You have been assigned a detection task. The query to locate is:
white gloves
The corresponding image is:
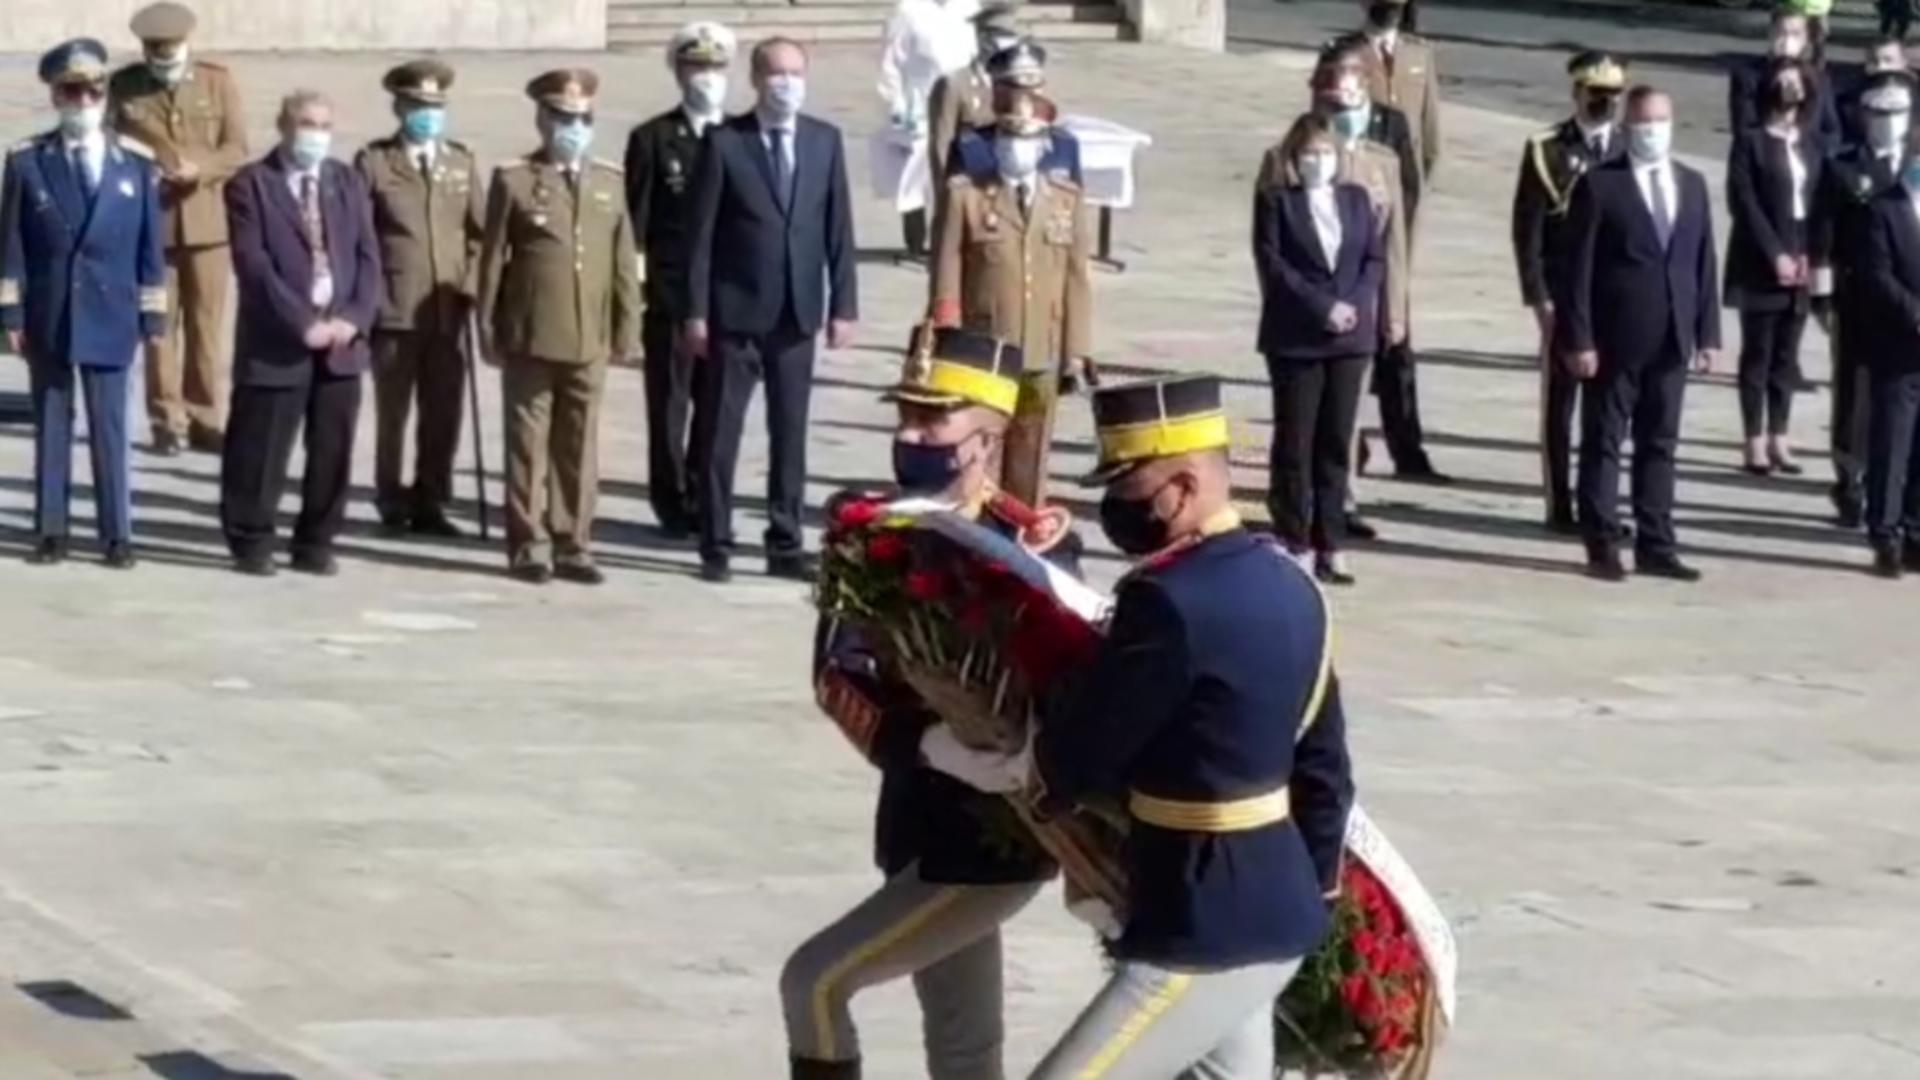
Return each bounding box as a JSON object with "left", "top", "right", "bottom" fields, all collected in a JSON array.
[{"left": 920, "top": 725, "right": 1028, "bottom": 794}]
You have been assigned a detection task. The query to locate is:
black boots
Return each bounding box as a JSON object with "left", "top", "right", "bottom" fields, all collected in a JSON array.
[{"left": 791, "top": 1056, "right": 860, "bottom": 1080}]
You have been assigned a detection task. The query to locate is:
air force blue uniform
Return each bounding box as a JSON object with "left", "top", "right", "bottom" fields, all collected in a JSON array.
[
  {"left": 0, "top": 132, "right": 167, "bottom": 545},
  {"left": 1036, "top": 526, "right": 1354, "bottom": 968}
]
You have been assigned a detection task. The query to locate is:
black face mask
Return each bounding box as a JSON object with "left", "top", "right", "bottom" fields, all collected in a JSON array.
[
  {"left": 1100, "top": 488, "right": 1172, "bottom": 556},
  {"left": 1580, "top": 95, "right": 1618, "bottom": 125},
  {"left": 1367, "top": 2, "right": 1403, "bottom": 31},
  {"left": 893, "top": 439, "right": 965, "bottom": 493}
]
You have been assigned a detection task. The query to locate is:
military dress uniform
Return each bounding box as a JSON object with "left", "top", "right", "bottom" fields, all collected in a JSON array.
[
  {"left": 927, "top": 3, "right": 1016, "bottom": 185},
  {"left": 1512, "top": 54, "right": 1629, "bottom": 531},
  {"left": 478, "top": 70, "right": 642, "bottom": 578},
  {"left": 357, "top": 60, "right": 484, "bottom": 534},
  {"left": 1, "top": 39, "right": 167, "bottom": 567},
  {"left": 1361, "top": 0, "right": 1442, "bottom": 193},
  {"left": 1023, "top": 376, "right": 1354, "bottom": 1080},
  {"left": 787, "top": 328, "right": 1076, "bottom": 1080},
  {"left": 623, "top": 24, "right": 734, "bottom": 536},
  {"left": 109, "top": 1, "right": 248, "bottom": 452},
  {"left": 929, "top": 89, "right": 1092, "bottom": 506}
]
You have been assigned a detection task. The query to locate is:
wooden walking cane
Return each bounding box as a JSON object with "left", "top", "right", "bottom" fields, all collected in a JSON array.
[{"left": 464, "top": 311, "right": 492, "bottom": 541}]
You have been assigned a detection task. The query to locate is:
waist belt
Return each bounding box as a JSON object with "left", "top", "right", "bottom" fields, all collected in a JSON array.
[{"left": 1128, "top": 788, "right": 1290, "bottom": 833}]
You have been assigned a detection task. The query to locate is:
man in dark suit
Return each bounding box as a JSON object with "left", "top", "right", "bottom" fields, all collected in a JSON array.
[
  {"left": 1512, "top": 50, "right": 1628, "bottom": 534},
  {"left": 0, "top": 38, "right": 166, "bottom": 570},
  {"left": 219, "top": 90, "right": 383, "bottom": 577},
  {"left": 685, "top": 36, "right": 859, "bottom": 583},
  {"left": 1730, "top": 11, "right": 1842, "bottom": 153},
  {"left": 1860, "top": 131, "right": 1920, "bottom": 577},
  {"left": 624, "top": 21, "right": 735, "bottom": 538},
  {"left": 1566, "top": 86, "right": 1722, "bottom": 583}
]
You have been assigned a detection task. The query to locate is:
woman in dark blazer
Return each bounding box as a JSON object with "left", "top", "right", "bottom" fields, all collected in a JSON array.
[
  {"left": 1726, "top": 57, "right": 1829, "bottom": 475},
  {"left": 1255, "top": 113, "right": 1386, "bottom": 585}
]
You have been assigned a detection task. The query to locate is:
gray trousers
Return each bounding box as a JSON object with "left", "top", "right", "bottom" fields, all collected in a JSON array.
[
  {"left": 1027, "top": 958, "right": 1302, "bottom": 1080},
  {"left": 781, "top": 862, "right": 1042, "bottom": 1079}
]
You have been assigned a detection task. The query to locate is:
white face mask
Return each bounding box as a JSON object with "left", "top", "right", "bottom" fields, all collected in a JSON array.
[
  {"left": 1771, "top": 30, "right": 1808, "bottom": 60},
  {"left": 761, "top": 74, "right": 806, "bottom": 119},
  {"left": 58, "top": 102, "right": 105, "bottom": 139},
  {"left": 147, "top": 44, "right": 189, "bottom": 85},
  {"left": 1626, "top": 120, "right": 1672, "bottom": 165},
  {"left": 994, "top": 135, "right": 1045, "bottom": 180},
  {"left": 1870, "top": 112, "right": 1911, "bottom": 154},
  {"left": 683, "top": 70, "right": 727, "bottom": 114},
  {"left": 1297, "top": 149, "right": 1339, "bottom": 188}
]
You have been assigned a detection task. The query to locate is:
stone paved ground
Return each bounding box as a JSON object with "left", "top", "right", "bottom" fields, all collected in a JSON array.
[{"left": 0, "top": 38, "right": 1917, "bottom": 1080}]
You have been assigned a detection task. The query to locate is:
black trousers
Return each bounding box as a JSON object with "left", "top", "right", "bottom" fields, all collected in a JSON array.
[
  {"left": 1829, "top": 307, "right": 1873, "bottom": 504},
  {"left": 1578, "top": 353, "right": 1689, "bottom": 558},
  {"left": 220, "top": 371, "right": 362, "bottom": 560},
  {"left": 1539, "top": 339, "right": 1581, "bottom": 520},
  {"left": 1736, "top": 306, "right": 1806, "bottom": 438},
  {"left": 1372, "top": 340, "right": 1431, "bottom": 471},
  {"left": 692, "top": 314, "right": 816, "bottom": 560},
  {"left": 1268, "top": 354, "right": 1368, "bottom": 553},
  {"left": 643, "top": 309, "right": 698, "bottom": 530},
  {"left": 1864, "top": 366, "right": 1920, "bottom": 546},
  {"left": 1881, "top": 0, "right": 1913, "bottom": 40}
]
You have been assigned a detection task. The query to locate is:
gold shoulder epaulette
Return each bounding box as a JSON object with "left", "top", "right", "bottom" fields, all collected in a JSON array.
[{"left": 116, "top": 135, "right": 156, "bottom": 160}]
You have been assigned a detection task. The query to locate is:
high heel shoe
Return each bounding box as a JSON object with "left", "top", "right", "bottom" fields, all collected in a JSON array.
[
  {"left": 1742, "top": 436, "right": 1772, "bottom": 476},
  {"left": 1314, "top": 551, "right": 1357, "bottom": 587},
  {"left": 1768, "top": 438, "right": 1804, "bottom": 476}
]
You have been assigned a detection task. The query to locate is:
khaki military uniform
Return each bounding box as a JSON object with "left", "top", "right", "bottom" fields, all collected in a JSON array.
[
  {"left": 928, "top": 66, "right": 996, "bottom": 185},
  {"left": 930, "top": 171, "right": 1092, "bottom": 504},
  {"left": 355, "top": 136, "right": 485, "bottom": 525},
  {"left": 1362, "top": 34, "right": 1442, "bottom": 184},
  {"left": 477, "top": 152, "right": 641, "bottom": 569},
  {"left": 108, "top": 60, "right": 248, "bottom": 444}
]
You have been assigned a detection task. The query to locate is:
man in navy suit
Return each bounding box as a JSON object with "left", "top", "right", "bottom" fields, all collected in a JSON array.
[
  {"left": 685, "top": 36, "right": 859, "bottom": 584},
  {"left": 1860, "top": 131, "right": 1920, "bottom": 577},
  {"left": 1566, "top": 86, "right": 1722, "bottom": 583},
  {"left": 0, "top": 38, "right": 166, "bottom": 569},
  {"left": 219, "top": 90, "right": 383, "bottom": 577}
]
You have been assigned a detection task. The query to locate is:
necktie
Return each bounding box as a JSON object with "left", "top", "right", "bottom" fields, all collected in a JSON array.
[
  {"left": 73, "top": 147, "right": 96, "bottom": 196},
  {"left": 1018, "top": 181, "right": 1032, "bottom": 219},
  {"left": 768, "top": 127, "right": 791, "bottom": 211},
  {"left": 1649, "top": 168, "right": 1674, "bottom": 251},
  {"left": 300, "top": 175, "right": 327, "bottom": 252},
  {"left": 1590, "top": 133, "right": 1606, "bottom": 158}
]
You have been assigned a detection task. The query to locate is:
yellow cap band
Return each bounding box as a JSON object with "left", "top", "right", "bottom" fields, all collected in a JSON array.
[
  {"left": 1097, "top": 412, "right": 1230, "bottom": 466},
  {"left": 1129, "top": 788, "right": 1290, "bottom": 832},
  {"left": 920, "top": 358, "right": 1022, "bottom": 415}
]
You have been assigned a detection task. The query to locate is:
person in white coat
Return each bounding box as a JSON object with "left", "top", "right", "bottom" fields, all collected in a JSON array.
[{"left": 879, "top": 0, "right": 982, "bottom": 256}]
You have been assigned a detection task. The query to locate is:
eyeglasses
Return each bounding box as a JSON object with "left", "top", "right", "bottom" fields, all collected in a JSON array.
[{"left": 55, "top": 83, "right": 107, "bottom": 105}]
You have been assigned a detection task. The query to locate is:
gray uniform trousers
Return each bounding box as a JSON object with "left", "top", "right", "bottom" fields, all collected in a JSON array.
[
  {"left": 1027, "top": 958, "right": 1302, "bottom": 1080},
  {"left": 781, "top": 861, "right": 1043, "bottom": 1079}
]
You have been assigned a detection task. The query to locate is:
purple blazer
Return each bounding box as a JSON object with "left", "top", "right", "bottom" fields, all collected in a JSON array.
[{"left": 225, "top": 152, "right": 382, "bottom": 387}]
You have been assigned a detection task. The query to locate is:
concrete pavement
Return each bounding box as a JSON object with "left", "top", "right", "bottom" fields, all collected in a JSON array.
[{"left": 0, "top": 36, "right": 1917, "bottom": 1080}]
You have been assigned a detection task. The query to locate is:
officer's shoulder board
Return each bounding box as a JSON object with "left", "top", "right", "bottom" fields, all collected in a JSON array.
[
  {"left": 1043, "top": 169, "right": 1081, "bottom": 195},
  {"left": 195, "top": 60, "right": 230, "bottom": 74},
  {"left": 590, "top": 157, "right": 625, "bottom": 176},
  {"left": 445, "top": 138, "right": 474, "bottom": 157},
  {"left": 116, "top": 135, "right": 156, "bottom": 161},
  {"left": 498, "top": 158, "right": 534, "bottom": 174}
]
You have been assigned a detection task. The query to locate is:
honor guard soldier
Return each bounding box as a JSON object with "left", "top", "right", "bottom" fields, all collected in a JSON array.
[
  {"left": 357, "top": 59, "right": 484, "bottom": 538},
  {"left": 788, "top": 326, "right": 1077, "bottom": 1080},
  {"left": 1, "top": 38, "right": 167, "bottom": 569},
  {"left": 109, "top": 1, "right": 248, "bottom": 457},
  {"left": 1358, "top": 0, "right": 1442, "bottom": 198},
  {"left": 624, "top": 21, "right": 736, "bottom": 538},
  {"left": 929, "top": 86, "right": 1093, "bottom": 505},
  {"left": 1819, "top": 71, "right": 1911, "bottom": 528},
  {"left": 927, "top": 3, "right": 1021, "bottom": 185},
  {"left": 477, "top": 69, "right": 642, "bottom": 585},
  {"left": 1511, "top": 50, "right": 1628, "bottom": 534},
  {"left": 928, "top": 375, "right": 1355, "bottom": 1079}
]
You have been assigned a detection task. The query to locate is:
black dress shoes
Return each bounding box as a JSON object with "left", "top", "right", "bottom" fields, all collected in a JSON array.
[
  {"left": 26, "top": 537, "right": 67, "bottom": 565},
  {"left": 700, "top": 555, "right": 733, "bottom": 584},
  {"left": 151, "top": 430, "right": 184, "bottom": 458},
  {"left": 1546, "top": 508, "right": 1581, "bottom": 537},
  {"left": 103, "top": 542, "right": 137, "bottom": 570},
  {"left": 767, "top": 552, "right": 816, "bottom": 583},
  {"left": 510, "top": 561, "right": 554, "bottom": 585},
  {"left": 234, "top": 552, "right": 277, "bottom": 577},
  {"left": 1395, "top": 465, "right": 1454, "bottom": 486},
  {"left": 188, "top": 428, "right": 225, "bottom": 455},
  {"left": 1314, "top": 552, "right": 1357, "bottom": 587},
  {"left": 290, "top": 550, "right": 339, "bottom": 577},
  {"left": 1635, "top": 551, "right": 1702, "bottom": 582},
  {"left": 555, "top": 559, "right": 606, "bottom": 586},
  {"left": 410, "top": 512, "right": 464, "bottom": 539},
  {"left": 1584, "top": 544, "right": 1627, "bottom": 583},
  {"left": 1872, "top": 546, "right": 1905, "bottom": 580},
  {"left": 1344, "top": 514, "right": 1380, "bottom": 542}
]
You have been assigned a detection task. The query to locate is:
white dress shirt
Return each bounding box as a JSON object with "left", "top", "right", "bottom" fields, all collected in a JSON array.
[
  {"left": 682, "top": 103, "right": 721, "bottom": 138},
  {"left": 407, "top": 139, "right": 437, "bottom": 174},
  {"left": 1306, "top": 185, "right": 1343, "bottom": 268},
  {"left": 1908, "top": 186, "right": 1920, "bottom": 231},
  {"left": 62, "top": 130, "right": 106, "bottom": 191},
  {"left": 284, "top": 156, "right": 335, "bottom": 309},
  {"left": 1776, "top": 130, "right": 1808, "bottom": 222},
  {"left": 1632, "top": 158, "right": 1679, "bottom": 236}
]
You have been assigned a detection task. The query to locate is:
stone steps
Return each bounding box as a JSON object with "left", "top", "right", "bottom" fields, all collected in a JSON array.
[{"left": 608, "top": 0, "right": 1130, "bottom": 47}]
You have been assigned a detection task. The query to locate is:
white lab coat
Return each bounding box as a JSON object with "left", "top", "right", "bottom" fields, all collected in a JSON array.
[{"left": 878, "top": 0, "right": 981, "bottom": 130}]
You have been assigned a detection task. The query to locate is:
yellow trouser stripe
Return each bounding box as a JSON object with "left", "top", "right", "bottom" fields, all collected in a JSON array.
[
  {"left": 1075, "top": 973, "right": 1194, "bottom": 1079},
  {"left": 812, "top": 886, "right": 963, "bottom": 1060},
  {"left": 1129, "top": 788, "right": 1290, "bottom": 832},
  {"left": 1295, "top": 575, "right": 1335, "bottom": 741}
]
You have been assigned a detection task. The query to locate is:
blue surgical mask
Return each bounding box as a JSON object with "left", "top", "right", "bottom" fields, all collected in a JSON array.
[
  {"left": 402, "top": 106, "right": 446, "bottom": 143},
  {"left": 1627, "top": 120, "right": 1672, "bottom": 165},
  {"left": 550, "top": 120, "right": 594, "bottom": 164},
  {"left": 1332, "top": 105, "right": 1371, "bottom": 141},
  {"left": 1904, "top": 160, "right": 1920, "bottom": 191},
  {"left": 290, "top": 128, "right": 332, "bottom": 170}
]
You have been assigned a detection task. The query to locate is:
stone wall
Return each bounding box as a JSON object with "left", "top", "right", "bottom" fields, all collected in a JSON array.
[{"left": 0, "top": 0, "right": 607, "bottom": 52}]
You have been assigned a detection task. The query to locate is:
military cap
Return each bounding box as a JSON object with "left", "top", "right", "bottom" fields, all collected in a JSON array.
[
  {"left": 888, "top": 326, "right": 1026, "bottom": 415},
  {"left": 993, "top": 87, "right": 1057, "bottom": 137},
  {"left": 38, "top": 38, "right": 110, "bottom": 87},
  {"left": 973, "top": 2, "right": 1022, "bottom": 35},
  {"left": 668, "top": 21, "right": 736, "bottom": 67},
  {"left": 1086, "top": 375, "right": 1231, "bottom": 483},
  {"left": 383, "top": 58, "right": 455, "bottom": 105},
  {"left": 526, "top": 68, "right": 599, "bottom": 115},
  {"left": 986, "top": 38, "right": 1047, "bottom": 89},
  {"left": 130, "top": 1, "right": 197, "bottom": 42},
  {"left": 1862, "top": 70, "right": 1916, "bottom": 114},
  {"left": 1567, "top": 50, "right": 1628, "bottom": 92}
]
